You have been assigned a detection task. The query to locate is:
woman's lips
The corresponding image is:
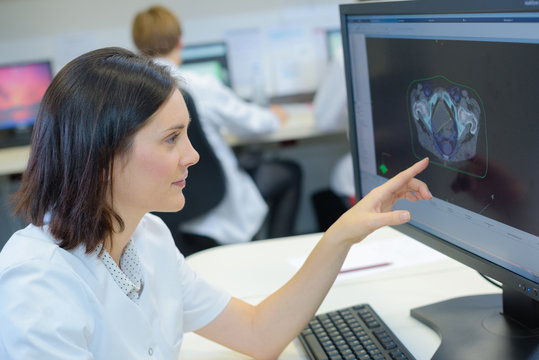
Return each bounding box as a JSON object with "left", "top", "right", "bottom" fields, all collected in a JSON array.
[{"left": 172, "top": 179, "right": 186, "bottom": 188}]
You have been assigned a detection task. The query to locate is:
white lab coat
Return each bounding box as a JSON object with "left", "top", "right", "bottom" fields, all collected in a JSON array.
[
  {"left": 155, "top": 58, "right": 280, "bottom": 245},
  {"left": 0, "top": 214, "right": 230, "bottom": 359}
]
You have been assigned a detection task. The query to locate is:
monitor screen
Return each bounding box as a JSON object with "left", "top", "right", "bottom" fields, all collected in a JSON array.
[
  {"left": 181, "top": 42, "right": 231, "bottom": 87},
  {"left": 341, "top": 0, "right": 538, "bottom": 357},
  {"left": 0, "top": 60, "right": 52, "bottom": 147}
]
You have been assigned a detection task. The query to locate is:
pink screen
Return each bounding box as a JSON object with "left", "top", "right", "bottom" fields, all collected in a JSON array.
[{"left": 0, "top": 62, "right": 52, "bottom": 130}]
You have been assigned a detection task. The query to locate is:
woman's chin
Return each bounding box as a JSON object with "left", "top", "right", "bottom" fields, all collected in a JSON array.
[
  {"left": 171, "top": 200, "right": 185, "bottom": 212},
  {"left": 155, "top": 198, "right": 185, "bottom": 213}
]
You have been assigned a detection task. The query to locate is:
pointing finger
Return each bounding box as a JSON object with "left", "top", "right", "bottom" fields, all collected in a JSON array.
[{"left": 385, "top": 158, "right": 430, "bottom": 194}]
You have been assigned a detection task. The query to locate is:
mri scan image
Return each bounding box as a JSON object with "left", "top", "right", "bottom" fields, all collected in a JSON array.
[{"left": 407, "top": 76, "right": 487, "bottom": 177}]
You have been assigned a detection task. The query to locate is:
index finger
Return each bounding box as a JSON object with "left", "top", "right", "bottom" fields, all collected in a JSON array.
[{"left": 384, "top": 157, "right": 429, "bottom": 193}]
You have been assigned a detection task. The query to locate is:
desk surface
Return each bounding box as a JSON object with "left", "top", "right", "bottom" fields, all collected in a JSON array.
[
  {"left": 0, "top": 103, "right": 344, "bottom": 176},
  {"left": 0, "top": 146, "right": 30, "bottom": 177},
  {"left": 181, "top": 227, "right": 500, "bottom": 359},
  {"left": 225, "top": 102, "right": 344, "bottom": 146}
]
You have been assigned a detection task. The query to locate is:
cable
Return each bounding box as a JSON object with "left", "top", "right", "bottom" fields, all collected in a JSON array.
[{"left": 478, "top": 272, "right": 502, "bottom": 289}]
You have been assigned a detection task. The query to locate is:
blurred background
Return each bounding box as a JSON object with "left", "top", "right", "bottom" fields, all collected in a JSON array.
[{"left": 0, "top": 0, "right": 358, "bottom": 249}]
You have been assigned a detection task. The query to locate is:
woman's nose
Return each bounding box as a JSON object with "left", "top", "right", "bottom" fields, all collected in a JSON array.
[{"left": 183, "top": 138, "right": 199, "bottom": 168}]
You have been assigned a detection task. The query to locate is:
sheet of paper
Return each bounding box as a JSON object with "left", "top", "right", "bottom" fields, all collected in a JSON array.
[{"left": 288, "top": 235, "right": 448, "bottom": 282}]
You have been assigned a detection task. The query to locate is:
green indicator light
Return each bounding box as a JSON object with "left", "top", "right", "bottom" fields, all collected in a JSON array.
[{"left": 379, "top": 163, "right": 388, "bottom": 175}]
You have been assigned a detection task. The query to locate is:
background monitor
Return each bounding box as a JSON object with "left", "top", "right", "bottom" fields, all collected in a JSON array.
[
  {"left": 0, "top": 60, "right": 52, "bottom": 148},
  {"left": 181, "top": 42, "right": 231, "bottom": 87},
  {"left": 224, "top": 26, "right": 326, "bottom": 104},
  {"left": 325, "top": 28, "right": 343, "bottom": 61},
  {"left": 341, "top": 0, "right": 539, "bottom": 358}
]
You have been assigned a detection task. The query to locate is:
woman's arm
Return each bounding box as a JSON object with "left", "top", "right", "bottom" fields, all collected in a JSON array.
[{"left": 196, "top": 158, "right": 432, "bottom": 360}]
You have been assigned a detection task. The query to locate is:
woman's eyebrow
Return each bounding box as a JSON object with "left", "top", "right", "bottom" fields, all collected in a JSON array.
[
  {"left": 161, "top": 115, "right": 192, "bottom": 134},
  {"left": 163, "top": 123, "right": 187, "bottom": 133},
  {"left": 167, "top": 124, "right": 185, "bottom": 131}
]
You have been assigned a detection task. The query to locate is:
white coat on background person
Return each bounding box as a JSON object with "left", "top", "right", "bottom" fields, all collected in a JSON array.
[{"left": 155, "top": 58, "right": 280, "bottom": 245}]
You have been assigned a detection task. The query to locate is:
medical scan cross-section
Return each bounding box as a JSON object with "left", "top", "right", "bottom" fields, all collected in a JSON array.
[{"left": 408, "top": 76, "right": 487, "bottom": 177}]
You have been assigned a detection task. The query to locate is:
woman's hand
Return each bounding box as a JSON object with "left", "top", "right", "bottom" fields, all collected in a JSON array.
[{"left": 327, "top": 157, "right": 432, "bottom": 245}]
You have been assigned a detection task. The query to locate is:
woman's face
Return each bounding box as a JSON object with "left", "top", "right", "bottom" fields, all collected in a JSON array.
[{"left": 111, "top": 89, "right": 199, "bottom": 219}]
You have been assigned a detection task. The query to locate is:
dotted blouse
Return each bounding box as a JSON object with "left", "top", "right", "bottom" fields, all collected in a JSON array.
[{"left": 94, "top": 240, "right": 144, "bottom": 304}]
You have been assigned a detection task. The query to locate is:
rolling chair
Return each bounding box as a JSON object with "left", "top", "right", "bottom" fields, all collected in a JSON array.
[{"left": 153, "top": 90, "right": 226, "bottom": 255}]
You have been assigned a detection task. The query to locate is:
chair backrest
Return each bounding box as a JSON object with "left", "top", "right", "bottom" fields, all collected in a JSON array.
[{"left": 153, "top": 90, "right": 226, "bottom": 230}]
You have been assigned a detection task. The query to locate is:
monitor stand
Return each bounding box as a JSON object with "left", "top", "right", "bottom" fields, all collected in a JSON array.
[{"left": 411, "top": 289, "right": 539, "bottom": 359}]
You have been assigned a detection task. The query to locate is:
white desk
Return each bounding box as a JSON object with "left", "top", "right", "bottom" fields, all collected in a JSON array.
[
  {"left": 0, "top": 146, "right": 30, "bottom": 176},
  {"left": 224, "top": 102, "right": 345, "bottom": 146},
  {"left": 181, "top": 226, "right": 501, "bottom": 359}
]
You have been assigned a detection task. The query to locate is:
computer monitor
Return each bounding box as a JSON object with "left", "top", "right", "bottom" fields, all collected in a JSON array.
[
  {"left": 341, "top": 0, "right": 539, "bottom": 358},
  {"left": 224, "top": 26, "right": 322, "bottom": 104},
  {"left": 0, "top": 60, "right": 52, "bottom": 148},
  {"left": 181, "top": 42, "right": 231, "bottom": 87}
]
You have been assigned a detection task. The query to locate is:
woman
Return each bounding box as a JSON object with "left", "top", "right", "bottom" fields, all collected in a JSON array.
[{"left": 0, "top": 47, "right": 432, "bottom": 359}]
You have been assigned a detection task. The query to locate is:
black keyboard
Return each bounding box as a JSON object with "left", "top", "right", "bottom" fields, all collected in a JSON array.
[{"left": 298, "top": 304, "right": 415, "bottom": 360}]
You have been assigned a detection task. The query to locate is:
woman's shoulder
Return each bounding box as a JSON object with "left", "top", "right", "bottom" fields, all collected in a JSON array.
[
  {"left": 0, "top": 225, "right": 59, "bottom": 269},
  {"left": 0, "top": 224, "right": 98, "bottom": 283},
  {"left": 0, "top": 226, "right": 97, "bottom": 357}
]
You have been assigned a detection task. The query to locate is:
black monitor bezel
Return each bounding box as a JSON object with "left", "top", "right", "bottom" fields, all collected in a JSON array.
[
  {"left": 0, "top": 59, "right": 53, "bottom": 149},
  {"left": 340, "top": 0, "right": 539, "bottom": 302}
]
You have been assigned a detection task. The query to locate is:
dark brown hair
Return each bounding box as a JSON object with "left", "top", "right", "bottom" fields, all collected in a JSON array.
[
  {"left": 132, "top": 5, "right": 182, "bottom": 57},
  {"left": 13, "top": 47, "right": 176, "bottom": 253}
]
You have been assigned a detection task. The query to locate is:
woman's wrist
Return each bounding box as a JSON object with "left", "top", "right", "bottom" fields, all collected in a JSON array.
[{"left": 321, "top": 223, "right": 357, "bottom": 254}]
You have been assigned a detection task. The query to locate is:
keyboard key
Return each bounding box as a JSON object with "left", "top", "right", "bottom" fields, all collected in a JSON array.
[{"left": 303, "top": 334, "right": 329, "bottom": 360}]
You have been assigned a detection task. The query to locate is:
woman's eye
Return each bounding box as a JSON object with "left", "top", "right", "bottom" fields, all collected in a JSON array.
[{"left": 167, "top": 133, "right": 179, "bottom": 144}]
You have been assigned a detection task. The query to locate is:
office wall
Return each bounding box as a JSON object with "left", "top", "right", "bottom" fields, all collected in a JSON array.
[{"left": 0, "top": 0, "right": 347, "bottom": 72}]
